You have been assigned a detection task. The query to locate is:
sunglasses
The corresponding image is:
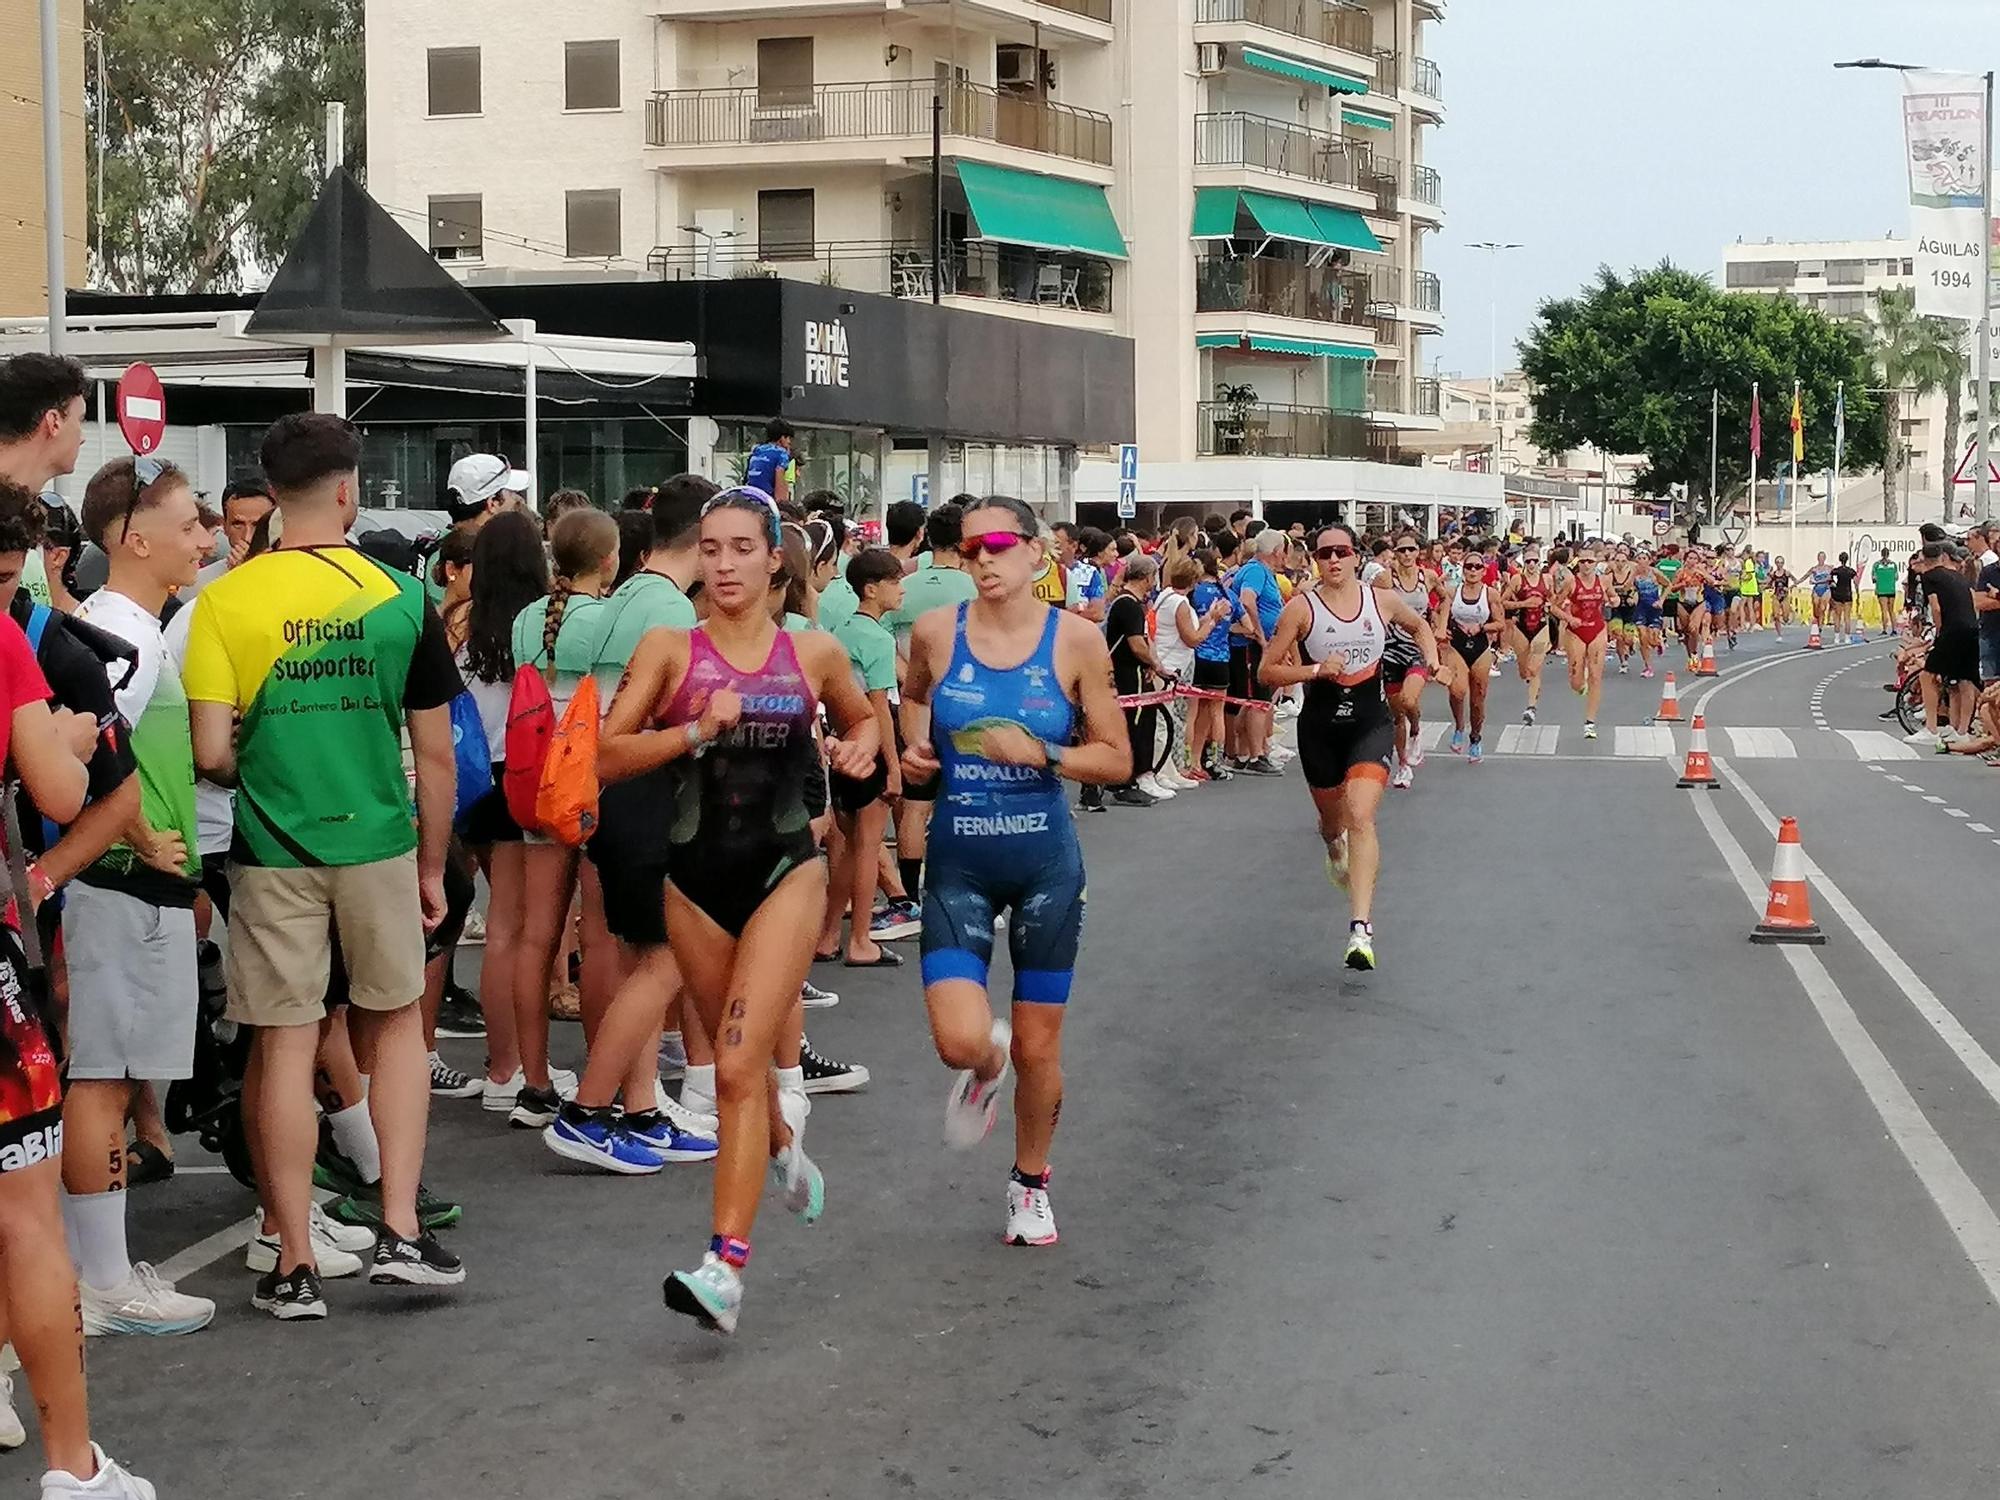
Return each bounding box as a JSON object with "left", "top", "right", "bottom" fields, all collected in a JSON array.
[
  {"left": 958, "top": 530, "right": 1027, "bottom": 561},
  {"left": 117, "top": 454, "right": 177, "bottom": 540},
  {"left": 1395, "top": 545, "right": 1418, "bottom": 554},
  {"left": 1316, "top": 543, "right": 1357, "bottom": 560}
]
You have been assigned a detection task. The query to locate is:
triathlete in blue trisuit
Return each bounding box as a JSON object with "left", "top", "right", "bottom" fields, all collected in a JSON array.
[{"left": 898, "top": 496, "right": 1130, "bottom": 1249}]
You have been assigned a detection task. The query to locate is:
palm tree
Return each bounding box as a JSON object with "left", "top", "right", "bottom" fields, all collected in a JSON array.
[
  {"left": 1866, "top": 287, "right": 1972, "bottom": 522},
  {"left": 1913, "top": 319, "right": 1970, "bottom": 511}
]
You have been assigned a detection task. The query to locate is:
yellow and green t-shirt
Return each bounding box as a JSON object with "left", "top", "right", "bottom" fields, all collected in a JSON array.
[{"left": 182, "top": 545, "right": 463, "bottom": 869}]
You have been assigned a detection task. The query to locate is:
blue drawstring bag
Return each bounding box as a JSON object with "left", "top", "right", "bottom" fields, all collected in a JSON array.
[{"left": 449, "top": 691, "right": 493, "bottom": 820}]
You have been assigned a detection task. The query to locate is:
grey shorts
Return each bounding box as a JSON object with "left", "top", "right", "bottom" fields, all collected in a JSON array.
[{"left": 62, "top": 882, "right": 198, "bottom": 1081}]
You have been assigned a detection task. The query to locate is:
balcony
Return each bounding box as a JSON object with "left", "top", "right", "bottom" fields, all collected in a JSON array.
[
  {"left": 644, "top": 78, "right": 1113, "bottom": 168},
  {"left": 1372, "top": 49, "right": 1399, "bottom": 98},
  {"left": 1411, "top": 56, "right": 1443, "bottom": 100},
  {"left": 1412, "top": 269, "right": 1441, "bottom": 312},
  {"left": 1193, "top": 0, "right": 1373, "bottom": 54},
  {"left": 646, "top": 237, "right": 1113, "bottom": 316},
  {"left": 1410, "top": 163, "right": 1442, "bottom": 206},
  {"left": 1369, "top": 372, "right": 1442, "bottom": 415},
  {"left": 1198, "top": 401, "right": 1371, "bottom": 459},
  {"left": 1194, "top": 112, "right": 1374, "bottom": 193},
  {"left": 1196, "top": 255, "right": 1374, "bottom": 326}
]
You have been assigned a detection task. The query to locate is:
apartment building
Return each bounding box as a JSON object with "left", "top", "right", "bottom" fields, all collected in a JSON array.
[
  {"left": 1722, "top": 236, "right": 1962, "bottom": 504},
  {"left": 365, "top": 0, "right": 1467, "bottom": 519},
  {"left": 1, "top": 0, "right": 87, "bottom": 316}
]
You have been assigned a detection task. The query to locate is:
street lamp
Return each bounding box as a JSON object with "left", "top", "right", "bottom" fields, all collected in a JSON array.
[
  {"left": 1836, "top": 57, "right": 1995, "bottom": 524},
  {"left": 36, "top": 0, "right": 64, "bottom": 353}
]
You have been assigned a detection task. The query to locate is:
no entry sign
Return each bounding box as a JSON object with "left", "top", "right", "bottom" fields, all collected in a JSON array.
[{"left": 116, "top": 363, "right": 166, "bottom": 455}]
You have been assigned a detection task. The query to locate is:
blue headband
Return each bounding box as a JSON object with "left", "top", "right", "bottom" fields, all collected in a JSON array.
[{"left": 702, "top": 484, "right": 782, "bottom": 546}]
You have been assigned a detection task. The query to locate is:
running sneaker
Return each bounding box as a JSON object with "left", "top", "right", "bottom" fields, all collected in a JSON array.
[
  {"left": 545, "top": 1103, "right": 665, "bottom": 1175},
  {"left": 654, "top": 1081, "right": 719, "bottom": 1140},
  {"left": 1488, "top": 663, "right": 1502, "bottom": 678},
  {"left": 1468, "top": 738, "right": 1484, "bottom": 763},
  {"left": 1905, "top": 728, "right": 1940, "bottom": 746},
  {"left": 801, "top": 977, "right": 839, "bottom": 1009},
  {"left": 0, "top": 1371, "right": 24, "bottom": 1452},
  {"left": 664, "top": 1253, "right": 742, "bottom": 1335},
  {"left": 771, "top": 1088, "right": 824, "bottom": 1223},
  {"left": 312, "top": 1128, "right": 371, "bottom": 1199},
  {"left": 1406, "top": 739, "right": 1426, "bottom": 769},
  {"left": 1325, "top": 832, "right": 1350, "bottom": 891},
  {"left": 869, "top": 902, "right": 922, "bottom": 942},
  {"left": 38, "top": 1444, "right": 157, "bottom": 1500},
  {"left": 245, "top": 1204, "right": 371, "bottom": 1278},
  {"left": 1112, "top": 785, "right": 1159, "bottom": 806},
  {"left": 945, "top": 1017, "right": 1012, "bottom": 1149},
  {"left": 623, "top": 1107, "right": 720, "bottom": 1163},
  {"left": 326, "top": 1181, "right": 462, "bottom": 1233},
  {"left": 1006, "top": 1175, "right": 1059, "bottom": 1247},
  {"left": 1583, "top": 721, "right": 1598, "bottom": 739},
  {"left": 481, "top": 1067, "right": 525, "bottom": 1113},
  {"left": 1183, "top": 766, "right": 1212, "bottom": 783},
  {"left": 1390, "top": 761, "right": 1414, "bottom": 790},
  {"left": 369, "top": 1228, "right": 466, "bottom": 1288},
  {"left": 429, "top": 1051, "right": 481, "bottom": 1100},
  {"left": 801, "top": 1039, "right": 871, "bottom": 1094},
  {"left": 250, "top": 1265, "right": 328, "bottom": 1322},
  {"left": 80, "top": 1263, "right": 215, "bottom": 1337},
  {"left": 435, "top": 983, "right": 485, "bottom": 1039},
  {"left": 510, "top": 1084, "right": 564, "bottom": 1129},
  {"left": 1241, "top": 755, "right": 1283, "bottom": 776},
  {"left": 1642, "top": 667, "right": 1655, "bottom": 679},
  {"left": 1450, "top": 729, "right": 1466, "bottom": 755},
  {"left": 1136, "top": 772, "right": 1176, "bottom": 800},
  {"left": 1344, "top": 921, "right": 1377, "bottom": 972},
  {"left": 1522, "top": 706, "right": 1537, "bottom": 726}
]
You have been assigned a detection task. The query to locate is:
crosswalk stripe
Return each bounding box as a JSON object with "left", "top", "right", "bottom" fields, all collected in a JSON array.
[
  {"left": 1722, "top": 727, "right": 1797, "bottom": 758},
  {"left": 1837, "top": 730, "right": 1919, "bottom": 761},
  {"left": 1416, "top": 722, "right": 1447, "bottom": 751},
  {"left": 1616, "top": 725, "right": 1675, "bottom": 758},
  {"left": 1495, "top": 725, "right": 1560, "bottom": 755}
]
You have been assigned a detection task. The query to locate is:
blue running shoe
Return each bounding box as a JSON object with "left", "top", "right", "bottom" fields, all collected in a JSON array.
[
  {"left": 543, "top": 1104, "right": 663, "bottom": 1176},
  {"left": 1450, "top": 729, "right": 1467, "bottom": 755},
  {"left": 622, "top": 1108, "right": 719, "bottom": 1163},
  {"left": 1468, "top": 738, "right": 1484, "bottom": 764}
]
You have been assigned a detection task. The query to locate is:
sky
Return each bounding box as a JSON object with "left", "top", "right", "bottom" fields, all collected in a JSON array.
[{"left": 1426, "top": 0, "right": 2000, "bottom": 379}]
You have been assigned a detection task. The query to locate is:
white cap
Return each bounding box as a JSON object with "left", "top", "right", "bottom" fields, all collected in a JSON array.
[{"left": 445, "top": 453, "right": 530, "bottom": 514}]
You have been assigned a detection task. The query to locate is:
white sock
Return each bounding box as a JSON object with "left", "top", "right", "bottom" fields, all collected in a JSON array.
[
  {"left": 63, "top": 1189, "right": 131, "bottom": 1292},
  {"left": 327, "top": 1099, "right": 382, "bottom": 1187},
  {"left": 681, "top": 1063, "right": 716, "bottom": 1118},
  {"left": 774, "top": 1065, "right": 804, "bottom": 1098}
]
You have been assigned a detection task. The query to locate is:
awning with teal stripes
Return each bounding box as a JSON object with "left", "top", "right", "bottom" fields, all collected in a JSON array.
[
  {"left": 1304, "top": 201, "right": 1384, "bottom": 254},
  {"left": 1191, "top": 189, "right": 1384, "bottom": 255},
  {"left": 1197, "top": 333, "right": 1376, "bottom": 360},
  {"left": 1192, "top": 187, "right": 1241, "bottom": 239},
  {"left": 956, "top": 160, "right": 1129, "bottom": 259},
  {"left": 1341, "top": 106, "right": 1393, "bottom": 131},
  {"left": 1241, "top": 46, "right": 1371, "bottom": 96}
]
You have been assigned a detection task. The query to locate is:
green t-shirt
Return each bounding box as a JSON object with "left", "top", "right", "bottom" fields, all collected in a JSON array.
[
  {"left": 818, "top": 575, "right": 860, "bottom": 635},
  {"left": 1873, "top": 560, "right": 1900, "bottom": 595},
  {"left": 181, "top": 545, "right": 463, "bottom": 869},
  {"left": 511, "top": 593, "right": 609, "bottom": 709},
  {"left": 783, "top": 611, "right": 818, "bottom": 633},
  {"left": 886, "top": 557, "right": 979, "bottom": 648},
  {"left": 587, "top": 572, "right": 696, "bottom": 697},
  {"left": 832, "top": 609, "right": 896, "bottom": 695}
]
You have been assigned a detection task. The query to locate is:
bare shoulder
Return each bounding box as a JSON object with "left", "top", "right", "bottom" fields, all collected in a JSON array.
[{"left": 791, "top": 627, "right": 847, "bottom": 677}]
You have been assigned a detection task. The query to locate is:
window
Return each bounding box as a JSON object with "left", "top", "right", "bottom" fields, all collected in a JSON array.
[
  {"left": 1725, "top": 259, "right": 1797, "bottom": 288},
  {"left": 757, "top": 37, "right": 813, "bottom": 109},
  {"left": 1903, "top": 258, "right": 1916, "bottom": 275},
  {"left": 427, "top": 47, "right": 480, "bottom": 117},
  {"left": 427, "top": 195, "right": 482, "bottom": 260},
  {"left": 758, "top": 189, "right": 815, "bottom": 260},
  {"left": 564, "top": 40, "right": 620, "bottom": 111},
  {"left": 565, "top": 189, "right": 621, "bottom": 258}
]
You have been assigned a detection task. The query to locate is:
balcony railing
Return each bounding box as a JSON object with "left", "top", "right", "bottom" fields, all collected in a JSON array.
[
  {"left": 644, "top": 78, "right": 1113, "bottom": 166},
  {"left": 1194, "top": 112, "right": 1373, "bottom": 191},
  {"left": 1410, "top": 163, "right": 1442, "bottom": 205},
  {"left": 1365, "top": 154, "right": 1401, "bottom": 213},
  {"left": 1194, "top": 0, "right": 1373, "bottom": 53},
  {"left": 1364, "top": 262, "right": 1402, "bottom": 305},
  {"left": 1198, "top": 401, "right": 1371, "bottom": 458},
  {"left": 1372, "top": 49, "right": 1400, "bottom": 98},
  {"left": 1195, "top": 255, "right": 1373, "bottom": 325},
  {"left": 1411, "top": 55, "right": 1442, "bottom": 100},
  {"left": 1366, "top": 373, "right": 1441, "bottom": 417},
  {"left": 645, "top": 237, "right": 1113, "bottom": 314},
  {"left": 1412, "top": 269, "right": 1441, "bottom": 312},
  {"left": 1415, "top": 375, "right": 1441, "bottom": 414}
]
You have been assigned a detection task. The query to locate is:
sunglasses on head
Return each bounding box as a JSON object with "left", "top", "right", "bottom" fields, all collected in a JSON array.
[
  {"left": 1316, "top": 543, "right": 1357, "bottom": 560},
  {"left": 957, "top": 529, "right": 1027, "bottom": 561},
  {"left": 118, "top": 453, "right": 177, "bottom": 539}
]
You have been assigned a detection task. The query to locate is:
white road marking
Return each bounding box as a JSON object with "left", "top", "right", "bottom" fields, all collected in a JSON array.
[
  {"left": 1924, "top": 795, "right": 1947, "bottom": 804},
  {"left": 1617, "top": 725, "right": 1676, "bottom": 757},
  {"left": 1690, "top": 771, "right": 2000, "bottom": 1308},
  {"left": 1970, "top": 823, "right": 1994, "bottom": 834},
  {"left": 1946, "top": 808, "right": 1969, "bottom": 818},
  {"left": 1416, "top": 722, "right": 1447, "bottom": 751},
  {"left": 1838, "top": 730, "right": 1919, "bottom": 761},
  {"left": 1722, "top": 727, "right": 1797, "bottom": 758},
  {"left": 1495, "top": 724, "right": 1559, "bottom": 755}
]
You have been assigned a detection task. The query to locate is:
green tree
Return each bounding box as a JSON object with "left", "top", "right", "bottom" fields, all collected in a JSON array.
[
  {"left": 87, "top": 0, "right": 363, "bottom": 294},
  {"left": 1860, "top": 286, "right": 1970, "bottom": 524},
  {"left": 1519, "top": 263, "right": 1884, "bottom": 518}
]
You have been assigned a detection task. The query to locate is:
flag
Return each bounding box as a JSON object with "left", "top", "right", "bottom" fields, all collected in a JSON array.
[
  {"left": 1791, "top": 383, "right": 1804, "bottom": 465},
  {"left": 1750, "top": 383, "right": 1762, "bottom": 462}
]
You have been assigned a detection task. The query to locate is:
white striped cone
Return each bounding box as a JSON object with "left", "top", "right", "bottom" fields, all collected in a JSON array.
[
  {"left": 1751, "top": 816, "right": 1825, "bottom": 944},
  {"left": 1677, "top": 714, "right": 1719, "bottom": 788},
  {"left": 1655, "top": 671, "right": 1681, "bottom": 721},
  {"left": 1698, "top": 640, "right": 1719, "bottom": 676},
  {"left": 1806, "top": 621, "right": 1822, "bottom": 649}
]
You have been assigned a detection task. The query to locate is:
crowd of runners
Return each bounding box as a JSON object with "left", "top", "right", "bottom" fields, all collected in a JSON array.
[{"left": 0, "top": 352, "right": 1950, "bottom": 1499}]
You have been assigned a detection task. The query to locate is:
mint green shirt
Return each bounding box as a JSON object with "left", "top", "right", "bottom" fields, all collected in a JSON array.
[
  {"left": 588, "top": 572, "right": 697, "bottom": 696},
  {"left": 886, "top": 558, "right": 978, "bottom": 648},
  {"left": 832, "top": 609, "right": 896, "bottom": 695},
  {"left": 818, "top": 575, "right": 860, "bottom": 635},
  {"left": 511, "top": 593, "right": 608, "bottom": 711}
]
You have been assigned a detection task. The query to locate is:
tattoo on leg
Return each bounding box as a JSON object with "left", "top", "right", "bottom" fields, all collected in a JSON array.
[
  {"left": 314, "top": 1067, "right": 344, "bottom": 1110},
  {"left": 727, "top": 996, "right": 747, "bottom": 1020},
  {"left": 725, "top": 1027, "right": 743, "bottom": 1047}
]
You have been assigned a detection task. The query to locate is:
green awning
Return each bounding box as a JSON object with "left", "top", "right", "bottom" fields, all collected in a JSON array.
[
  {"left": 1192, "top": 187, "right": 1240, "bottom": 239},
  {"left": 1239, "top": 190, "right": 1324, "bottom": 246},
  {"left": 1304, "top": 201, "right": 1384, "bottom": 254},
  {"left": 1341, "top": 106, "right": 1393, "bottom": 131},
  {"left": 956, "top": 160, "right": 1128, "bottom": 259},
  {"left": 1241, "top": 46, "right": 1370, "bottom": 95},
  {"left": 1197, "top": 333, "right": 1375, "bottom": 360}
]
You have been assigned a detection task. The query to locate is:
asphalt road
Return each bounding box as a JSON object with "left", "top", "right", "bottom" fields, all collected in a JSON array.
[{"left": 20, "top": 627, "right": 2000, "bottom": 1499}]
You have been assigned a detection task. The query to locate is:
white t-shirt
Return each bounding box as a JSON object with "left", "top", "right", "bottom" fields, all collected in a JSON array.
[
  {"left": 1361, "top": 558, "right": 1388, "bottom": 587},
  {"left": 161, "top": 599, "right": 236, "bottom": 857},
  {"left": 1153, "top": 588, "right": 1196, "bottom": 678},
  {"left": 456, "top": 645, "right": 511, "bottom": 766}
]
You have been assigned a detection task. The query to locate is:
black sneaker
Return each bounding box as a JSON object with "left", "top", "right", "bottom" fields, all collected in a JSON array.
[
  {"left": 1111, "top": 785, "right": 1157, "bottom": 808},
  {"left": 1238, "top": 756, "right": 1283, "bottom": 776},
  {"left": 251, "top": 1264, "right": 328, "bottom": 1321},
  {"left": 369, "top": 1227, "right": 466, "bottom": 1288},
  {"left": 435, "top": 983, "right": 486, "bottom": 1040},
  {"left": 312, "top": 1123, "right": 371, "bottom": 1198},
  {"left": 800, "top": 1040, "right": 871, "bottom": 1095},
  {"left": 509, "top": 1084, "right": 562, "bottom": 1129}
]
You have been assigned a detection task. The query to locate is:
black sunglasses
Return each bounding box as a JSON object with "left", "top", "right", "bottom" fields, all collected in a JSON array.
[{"left": 119, "top": 454, "right": 176, "bottom": 540}]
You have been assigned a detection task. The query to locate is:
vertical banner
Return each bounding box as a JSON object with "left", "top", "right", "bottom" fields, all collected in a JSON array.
[{"left": 1903, "top": 71, "right": 1988, "bottom": 320}]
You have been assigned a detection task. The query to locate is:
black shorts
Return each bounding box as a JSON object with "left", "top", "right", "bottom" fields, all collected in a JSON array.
[
  {"left": 1226, "top": 645, "right": 1251, "bottom": 715},
  {"left": 1381, "top": 635, "right": 1427, "bottom": 689},
  {"left": 456, "top": 767, "right": 522, "bottom": 845},
  {"left": 830, "top": 756, "right": 889, "bottom": 815},
  {"left": 1297, "top": 712, "right": 1395, "bottom": 790},
  {"left": 598, "top": 858, "right": 668, "bottom": 947},
  {"left": 804, "top": 752, "right": 829, "bottom": 820},
  {"left": 588, "top": 765, "right": 677, "bottom": 946},
  {"left": 1192, "top": 657, "right": 1230, "bottom": 693},
  {"left": 424, "top": 855, "right": 475, "bottom": 962},
  {"left": 1243, "top": 639, "right": 1271, "bottom": 703},
  {"left": 0, "top": 929, "right": 62, "bottom": 1175},
  {"left": 1927, "top": 627, "right": 1981, "bottom": 686}
]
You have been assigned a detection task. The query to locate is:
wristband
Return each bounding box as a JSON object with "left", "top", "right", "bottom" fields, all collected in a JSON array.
[
  {"left": 25, "top": 862, "right": 56, "bottom": 908},
  {"left": 685, "top": 721, "right": 711, "bottom": 759},
  {"left": 1041, "top": 739, "right": 1068, "bottom": 771}
]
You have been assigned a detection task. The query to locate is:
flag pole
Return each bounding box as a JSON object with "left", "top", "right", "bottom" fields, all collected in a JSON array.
[
  {"left": 1790, "top": 378, "right": 1800, "bottom": 562},
  {"left": 1710, "top": 386, "right": 1721, "bottom": 529},
  {"left": 1748, "top": 380, "right": 1759, "bottom": 542},
  {"left": 1831, "top": 379, "right": 1845, "bottom": 537}
]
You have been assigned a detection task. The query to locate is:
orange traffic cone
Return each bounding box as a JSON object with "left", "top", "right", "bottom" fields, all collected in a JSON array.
[
  {"left": 1677, "top": 714, "right": 1720, "bottom": 788},
  {"left": 1697, "top": 640, "right": 1719, "bottom": 677},
  {"left": 1750, "top": 817, "right": 1826, "bottom": 945},
  {"left": 1655, "top": 671, "right": 1682, "bottom": 721},
  {"left": 1806, "top": 620, "right": 1822, "bottom": 649}
]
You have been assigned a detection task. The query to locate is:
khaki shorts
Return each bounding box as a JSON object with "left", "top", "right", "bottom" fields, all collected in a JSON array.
[{"left": 224, "top": 852, "right": 425, "bottom": 1027}]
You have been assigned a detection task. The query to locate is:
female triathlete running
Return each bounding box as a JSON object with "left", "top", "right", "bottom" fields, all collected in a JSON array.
[
  {"left": 1632, "top": 550, "right": 1665, "bottom": 677},
  {"left": 1500, "top": 552, "right": 1554, "bottom": 724},
  {"left": 1675, "top": 549, "right": 1710, "bottom": 669},
  {"left": 598, "top": 487, "right": 880, "bottom": 1334},
  {"left": 1438, "top": 559, "right": 1503, "bottom": 761},
  {"left": 1261, "top": 522, "right": 1439, "bottom": 971},
  {"left": 1768, "top": 556, "right": 1794, "bottom": 639},
  {"left": 1705, "top": 547, "right": 1735, "bottom": 651},
  {"left": 1556, "top": 548, "right": 1612, "bottom": 737},
  {"left": 1372, "top": 533, "right": 1432, "bottom": 788},
  {"left": 1808, "top": 551, "right": 1833, "bottom": 631},
  {"left": 1607, "top": 546, "right": 1638, "bottom": 674},
  {"left": 899, "top": 496, "right": 1129, "bottom": 1249}
]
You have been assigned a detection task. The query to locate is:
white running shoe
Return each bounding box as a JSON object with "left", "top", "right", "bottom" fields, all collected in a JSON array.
[
  {"left": 1162, "top": 767, "right": 1200, "bottom": 790},
  {"left": 655, "top": 1080, "right": 720, "bottom": 1139},
  {"left": 663, "top": 1252, "right": 742, "bottom": 1335},
  {"left": 80, "top": 1263, "right": 215, "bottom": 1337},
  {"left": 1267, "top": 743, "right": 1296, "bottom": 764},
  {"left": 1390, "top": 761, "right": 1414, "bottom": 790},
  {"left": 770, "top": 1087, "right": 825, "bottom": 1224},
  {"left": 0, "top": 1370, "right": 24, "bottom": 1452},
  {"left": 1904, "top": 728, "right": 1940, "bottom": 746},
  {"left": 1006, "top": 1177, "right": 1059, "bottom": 1247},
  {"left": 1406, "top": 739, "right": 1426, "bottom": 768},
  {"left": 37, "top": 1443, "right": 157, "bottom": 1500},
  {"left": 944, "top": 1017, "right": 1012, "bottom": 1149},
  {"left": 482, "top": 1067, "right": 525, "bottom": 1113},
  {"left": 1136, "top": 772, "right": 1175, "bottom": 800},
  {"left": 245, "top": 1203, "right": 372, "bottom": 1278}
]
